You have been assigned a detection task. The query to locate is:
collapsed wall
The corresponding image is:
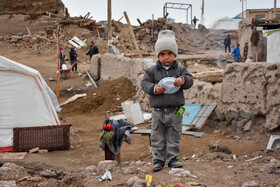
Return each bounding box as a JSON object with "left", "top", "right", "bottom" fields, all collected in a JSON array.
[{"left": 90, "top": 54, "right": 280, "bottom": 132}]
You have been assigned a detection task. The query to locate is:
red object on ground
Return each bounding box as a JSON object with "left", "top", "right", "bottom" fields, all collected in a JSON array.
[
  {"left": 220, "top": 130, "right": 227, "bottom": 135},
  {"left": 0, "top": 146, "right": 13, "bottom": 152}
]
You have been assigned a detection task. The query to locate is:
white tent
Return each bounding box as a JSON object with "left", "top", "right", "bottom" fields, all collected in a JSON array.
[
  {"left": 0, "top": 56, "right": 61, "bottom": 150},
  {"left": 208, "top": 17, "right": 241, "bottom": 30}
]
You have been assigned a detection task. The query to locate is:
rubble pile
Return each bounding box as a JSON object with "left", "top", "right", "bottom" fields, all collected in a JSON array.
[{"left": 0, "top": 149, "right": 279, "bottom": 186}]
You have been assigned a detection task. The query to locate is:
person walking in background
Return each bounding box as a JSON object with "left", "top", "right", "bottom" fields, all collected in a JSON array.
[
  {"left": 69, "top": 47, "right": 78, "bottom": 72},
  {"left": 59, "top": 47, "right": 65, "bottom": 69},
  {"left": 192, "top": 16, "right": 199, "bottom": 28},
  {"left": 86, "top": 41, "right": 99, "bottom": 60},
  {"left": 232, "top": 44, "right": 241, "bottom": 62},
  {"left": 224, "top": 35, "right": 231, "bottom": 53},
  {"left": 141, "top": 30, "right": 193, "bottom": 172}
]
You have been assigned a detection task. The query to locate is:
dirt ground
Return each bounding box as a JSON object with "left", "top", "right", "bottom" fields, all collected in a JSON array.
[{"left": 1, "top": 40, "right": 280, "bottom": 187}]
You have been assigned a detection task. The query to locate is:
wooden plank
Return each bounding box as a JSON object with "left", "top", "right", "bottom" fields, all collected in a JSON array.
[
  {"left": 131, "top": 129, "right": 204, "bottom": 138},
  {"left": 85, "top": 70, "right": 98, "bottom": 88},
  {"left": 182, "top": 131, "right": 204, "bottom": 138},
  {"left": 105, "top": 144, "right": 121, "bottom": 163},
  {"left": 26, "top": 25, "right": 32, "bottom": 36},
  {"left": 130, "top": 129, "right": 151, "bottom": 135},
  {"left": 193, "top": 103, "right": 216, "bottom": 129},
  {"left": 123, "top": 11, "right": 143, "bottom": 58}
]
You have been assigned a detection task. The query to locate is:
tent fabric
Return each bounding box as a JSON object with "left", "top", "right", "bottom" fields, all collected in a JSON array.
[
  {"left": 0, "top": 56, "right": 61, "bottom": 148},
  {"left": 208, "top": 17, "right": 241, "bottom": 30}
]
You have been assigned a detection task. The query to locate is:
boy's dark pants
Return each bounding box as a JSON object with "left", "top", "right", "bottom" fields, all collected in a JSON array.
[{"left": 151, "top": 108, "right": 183, "bottom": 165}]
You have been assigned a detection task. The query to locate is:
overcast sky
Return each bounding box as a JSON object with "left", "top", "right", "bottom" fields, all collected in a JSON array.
[{"left": 62, "top": 0, "right": 278, "bottom": 27}]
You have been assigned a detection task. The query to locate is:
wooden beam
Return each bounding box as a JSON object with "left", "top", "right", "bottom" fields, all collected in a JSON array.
[
  {"left": 107, "top": 0, "right": 112, "bottom": 41},
  {"left": 117, "top": 16, "right": 123, "bottom": 22},
  {"left": 26, "top": 25, "right": 32, "bottom": 36},
  {"left": 96, "top": 28, "right": 100, "bottom": 38},
  {"left": 152, "top": 14, "right": 154, "bottom": 37},
  {"left": 274, "top": 0, "right": 277, "bottom": 18},
  {"left": 56, "top": 25, "right": 61, "bottom": 100},
  {"left": 85, "top": 70, "right": 98, "bottom": 88},
  {"left": 123, "top": 11, "right": 143, "bottom": 58},
  {"left": 137, "top": 18, "right": 142, "bottom": 25}
]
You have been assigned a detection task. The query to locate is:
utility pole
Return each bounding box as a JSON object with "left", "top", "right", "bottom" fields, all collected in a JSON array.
[
  {"left": 274, "top": 0, "right": 277, "bottom": 18},
  {"left": 107, "top": 0, "right": 112, "bottom": 52},
  {"left": 56, "top": 25, "right": 61, "bottom": 100},
  {"left": 242, "top": 0, "right": 244, "bottom": 19}
]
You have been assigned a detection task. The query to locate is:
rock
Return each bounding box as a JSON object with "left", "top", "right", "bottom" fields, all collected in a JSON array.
[
  {"left": 241, "top": 180, "right": 259, "bottom": 187},
  {"left": 270, "top": 158, "right": 280, "bottom": 167},
  {"left": 215, "top": 107, "right": 225, "bottom": 121},
  {"left": 0, "top": 181, "right": 17, "bottom": 187},
  {"left": 231, "top": 119, "right": 237, "bottom": 131},
  {"left": 124, "top": 166, "right": 144, "bottom": 174},
  {"left": 38, "top": 179, "right": 68, "bottom": 187},
  {"left": 0, "top": 163, "right": 28, "bottom": 180},
  {"left": 239, "top": 110, "right": 254, "bottom": 119},
  {"left": 18, "top": 176, "right": 47, "bottom": 187},
  {"left": 29, "top": 147, "right": 40, "bottom": 153},
  {"left": 208, "top": 143, "right": 232, "bottom": 155},
  {"left": 39, "top": 169, "right": 57, "bottom": 179},
  {"left": 84, "top": 165, "right": 97, "bottom": 173},
  {"left": 225, "top": 110, "right": 234, "bottom": 124},
  {"left": 169, "top": 168, "right": 197, "bottom": 178},
  {"left": 97, "top": 160, "right": 118, "bottom": 172},
  {"left": 244, "top": 120, "right": 253, "bottom": 131},
  {"left": 218, "top": 121, "right": 228, "bottom": 129},
  {"left": 260, "top": 163, "right": 277, "bottom": 174},
  {"left": 133, "top": 179, "right": 146, "bottom": 187},
  {"left": 229, "top": 109, "right": 240, "bottom": 120},
  {"left": 127, "top": 176, "right": 140, "bottom": 187}
]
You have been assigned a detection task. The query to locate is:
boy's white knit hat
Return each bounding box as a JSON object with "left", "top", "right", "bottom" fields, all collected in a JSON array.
[{"left": 155, "top": 30, "right": 178, "bottom": 57}]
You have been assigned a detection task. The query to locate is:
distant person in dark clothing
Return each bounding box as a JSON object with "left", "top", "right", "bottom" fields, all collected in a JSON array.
[
  {"left": 192, "top": 16, "right": 199, "bottom": 28},
  {"left": 60, "top": 47, "right": 65, "bottom": 69},
  {"left": 232, "top": 44, "right": 241, "bottom": 62},
  {"left": 86, "top": 41, "right": 99, "bottom": 60},
  {"left": 224, "top": 35, "right": 231, "bottom": 53},
  {"left": 69, "top": 47, "right": 78, "bottom": 72}
]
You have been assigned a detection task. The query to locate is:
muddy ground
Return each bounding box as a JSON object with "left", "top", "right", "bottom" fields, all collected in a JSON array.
[{"left": 1, "top": 39, "right": 280, "bottom": 187}]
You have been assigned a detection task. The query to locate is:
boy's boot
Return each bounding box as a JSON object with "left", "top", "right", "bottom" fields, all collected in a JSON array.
[
  {"left": 168, "top": 157, "right": 183, "bottom": 168},
  {"left": 153, "top": 160, "right": 164, "bottom": 172}
]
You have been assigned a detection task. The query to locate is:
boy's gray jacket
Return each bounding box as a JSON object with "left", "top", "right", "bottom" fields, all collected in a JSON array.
[{"left": 141, "top": 60, "right": 193, "bottom": 108}]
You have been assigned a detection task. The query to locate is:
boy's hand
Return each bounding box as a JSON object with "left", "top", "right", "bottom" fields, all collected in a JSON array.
[
  {"left": 174, "top": 77, "right": 183, "bottom": 87},
  {"left": 155, "top": 85, "right": 166, "bottom": 94}
]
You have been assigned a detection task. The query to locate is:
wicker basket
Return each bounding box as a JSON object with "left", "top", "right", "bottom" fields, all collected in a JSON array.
[{"left": 13, "top": 124, "right": 71, "bottom": 152}]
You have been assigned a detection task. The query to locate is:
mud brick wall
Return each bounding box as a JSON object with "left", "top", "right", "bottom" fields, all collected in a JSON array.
[
  {"left": 90, "top": 54, "right": 280, "bottom": 131},
  {"left": 220, "top": 63, "right": 280, "bottom": 130}
]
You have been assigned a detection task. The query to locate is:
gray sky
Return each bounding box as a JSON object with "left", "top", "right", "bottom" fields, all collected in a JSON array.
[{"left": 62, "top": 0, "right": 278, "bottom": 27}]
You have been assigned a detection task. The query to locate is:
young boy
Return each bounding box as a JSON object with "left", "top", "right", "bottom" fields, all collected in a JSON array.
[{"left": 141, "top": 30, "right": 193, "bottom": 172}]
